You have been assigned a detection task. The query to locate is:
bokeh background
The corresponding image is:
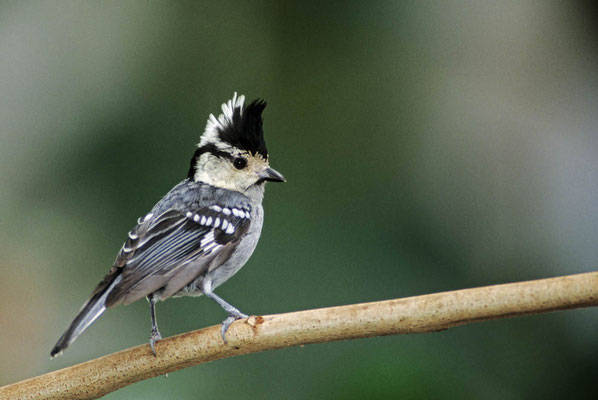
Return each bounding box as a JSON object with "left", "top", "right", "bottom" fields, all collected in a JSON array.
[{"left": 1, "top": 1, "right": 597, "bottom": 398}]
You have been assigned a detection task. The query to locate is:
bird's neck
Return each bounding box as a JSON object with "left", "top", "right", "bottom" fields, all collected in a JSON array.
[{"left": 244, "top": 183, "right": 266, "bottom": 205}]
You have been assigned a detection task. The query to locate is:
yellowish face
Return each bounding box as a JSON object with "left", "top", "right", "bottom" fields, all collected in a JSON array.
[{"left": 193, "top": 150, "right": 270, "bottom": 194}]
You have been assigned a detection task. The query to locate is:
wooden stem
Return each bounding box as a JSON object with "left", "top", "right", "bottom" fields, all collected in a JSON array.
[{"left": 2, "top": 271, "right": 597, "bottom": 399}]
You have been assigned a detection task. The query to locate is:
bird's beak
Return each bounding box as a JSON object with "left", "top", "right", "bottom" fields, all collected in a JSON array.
[{"left": 259, "top": 167, "right": 286, "bottom": 183}]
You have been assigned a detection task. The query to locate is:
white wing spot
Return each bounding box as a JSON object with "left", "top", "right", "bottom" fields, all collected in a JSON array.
[
  {"left": 232, "top": 208, "right": 240, "bottom": 217},
  {"left": 206, "top": 217, "right": 213, "bottom": 226},
  {"left": 186, "top": 211, "right": 193, "bottom": 218},
  {"left": 221, "top": 219, "right": 228, "bottom": 230},
  {"left": 203, "top": 243, "right": 221, "bottom": 253},
  {"left": 226, "top": 224, "right": 235, "bottom": 234},
  {"left": 193, "top": 214, "right": 200, "bottom": 222},
  {"left": 200, "top": 216, "right": 207, "bottom": 225},
  {"left": 222, "top": 208, "right": 231, "bottom": 215},
  {"left": 213, "top": 218, "right": 220, "bottom": 228},
  {"left": 211, "top": 205, "right": 222, "bottom": 212},
  {"left": 200, "top": 231, "right": 214, "bottom": 247}
]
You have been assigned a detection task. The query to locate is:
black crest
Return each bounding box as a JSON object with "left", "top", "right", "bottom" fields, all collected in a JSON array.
[
  {"left": 187, "top": 97, "right": 269, "bottom": 179},
  {"left": 218, "top": 99, "right": 268, "bottom": 158}
]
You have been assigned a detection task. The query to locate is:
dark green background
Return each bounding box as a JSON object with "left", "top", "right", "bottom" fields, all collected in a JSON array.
[{"left": 1, "top": 1, "right": 597, "bottom": 398}]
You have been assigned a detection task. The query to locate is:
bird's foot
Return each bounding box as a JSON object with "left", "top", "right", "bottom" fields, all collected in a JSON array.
[
  {"left": 220, "top": 310, "right": 248, "bottom": 344},
  {"left": 149, "top": 328, "right": 162, "bottom": 356}
]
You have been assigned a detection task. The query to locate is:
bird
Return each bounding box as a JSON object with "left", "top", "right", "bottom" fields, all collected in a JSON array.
[{"left": 51, "top": 93, "right": 285, "bottom": 357}]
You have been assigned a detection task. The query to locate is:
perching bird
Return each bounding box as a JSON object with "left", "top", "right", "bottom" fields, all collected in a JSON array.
[{"left": 51, "top": 93, "right": 285, "bottom": 357}]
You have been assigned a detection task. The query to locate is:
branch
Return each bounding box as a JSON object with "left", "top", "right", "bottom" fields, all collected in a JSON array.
[{"left": 2, "top": 271, "right": 597, "bottom": 399}]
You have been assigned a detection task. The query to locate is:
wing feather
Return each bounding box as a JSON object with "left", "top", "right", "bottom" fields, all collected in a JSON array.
[{"left": 106, "top": 205, "right": 251, "bottom": 306}]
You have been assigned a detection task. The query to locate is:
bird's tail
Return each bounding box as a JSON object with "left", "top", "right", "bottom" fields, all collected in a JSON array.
[{"left": 50, "top": 269, "right": 122, "bottom": 358}]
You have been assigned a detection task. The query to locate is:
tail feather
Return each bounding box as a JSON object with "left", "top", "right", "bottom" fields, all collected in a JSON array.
[{"left": 50, "top": 272, "right": 122, "bottom": 358}]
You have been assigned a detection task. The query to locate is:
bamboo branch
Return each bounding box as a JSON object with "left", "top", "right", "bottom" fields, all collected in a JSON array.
[{"left": 2, "top": 271, "right": 597, "bottom": 399}]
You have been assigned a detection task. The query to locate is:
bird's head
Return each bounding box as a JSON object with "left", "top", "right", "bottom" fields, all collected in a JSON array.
[{"left": 188, "top": 93, "right": 285, "bottom": 195}]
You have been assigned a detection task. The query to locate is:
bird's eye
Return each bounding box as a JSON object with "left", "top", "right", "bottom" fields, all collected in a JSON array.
[{"left": 233, "top": 157, "right": 247, "bottom": 170}]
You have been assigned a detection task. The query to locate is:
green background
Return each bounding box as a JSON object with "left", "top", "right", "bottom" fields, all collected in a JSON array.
[{"left": 1, "top": 1, "right": 597, "bottom": 398}]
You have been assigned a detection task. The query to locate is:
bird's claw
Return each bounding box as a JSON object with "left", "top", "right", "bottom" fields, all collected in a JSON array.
[
  {"left": 220, "top": 311, "right": 248, "bottom": 344},
  {"left": 149, "top": 329, "right": 162, "bottom": 356}
]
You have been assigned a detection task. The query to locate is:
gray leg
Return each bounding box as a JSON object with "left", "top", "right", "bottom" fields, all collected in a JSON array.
[
  {"left": 147, "top": 294, "right": 162, "bottom": 356},
  {"left": 201, "top": 280, "right": 248, "bottom": 343}
]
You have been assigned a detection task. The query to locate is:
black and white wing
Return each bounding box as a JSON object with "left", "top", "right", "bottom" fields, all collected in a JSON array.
[{"left": 105, "top": 204, "right": 252, "bottom": 307}]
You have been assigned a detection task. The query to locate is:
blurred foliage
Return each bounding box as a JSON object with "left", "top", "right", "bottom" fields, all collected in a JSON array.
[{"left": 1, "top": 1, "right": 597, "bottom": 398}]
